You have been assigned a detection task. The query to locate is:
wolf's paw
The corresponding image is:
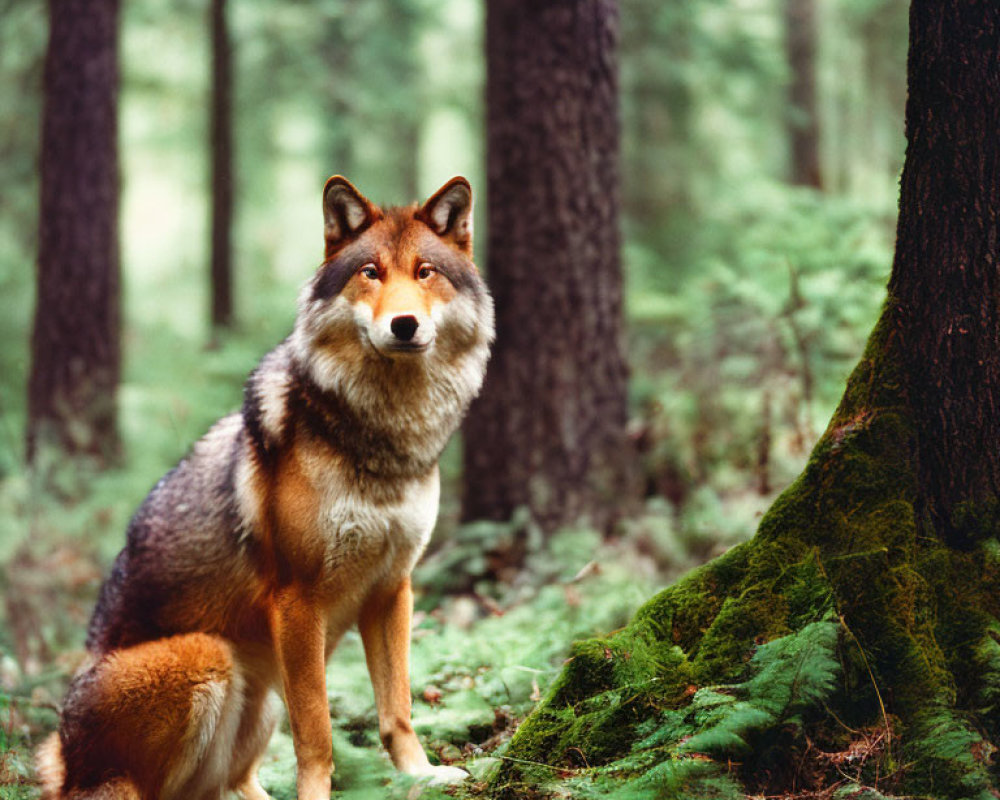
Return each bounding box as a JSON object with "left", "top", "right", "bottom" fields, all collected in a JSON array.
[{"left": 412, "top": 764, "right": 470, "bottom": 786}]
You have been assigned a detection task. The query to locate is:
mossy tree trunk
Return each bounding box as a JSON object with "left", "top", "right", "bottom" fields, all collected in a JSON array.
[
  {"left": 27, "top": 0, "right": 121, "bottom": 465},
  {"left": 494, "top": 3, "right": 1000, "bottom": 798},
  {"left": 462, "top": 0, "right": 638, "bottom": 536}
]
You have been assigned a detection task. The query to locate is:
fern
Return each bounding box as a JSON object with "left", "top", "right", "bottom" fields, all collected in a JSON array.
[
  {"left": 683, "top": 618, "right": 840, "bottom": 756},
  {"left": 679, "top": 698, "right": 771, "bottom": 755},
  {"left": 910, "top": 707, "right": 994, "bottom": 799},
  {"left": 741, "top": 616, "right": 840, "bottom": 717},
  {"left": 567, "top": 756, "right": 744, "bottom": 800},
  {"left": 566, "top": 618, "right": 842, "bottom": 799},
  {"left": 972, "top": 626, "right": 1000, "bottom": 713}
]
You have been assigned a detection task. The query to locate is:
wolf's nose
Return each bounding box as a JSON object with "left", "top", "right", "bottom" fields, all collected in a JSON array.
[{"left": 390, "top": 315, "right": 419, "bottom": 341}]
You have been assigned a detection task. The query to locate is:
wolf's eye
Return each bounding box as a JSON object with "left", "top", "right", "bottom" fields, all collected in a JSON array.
[
  {"left": 360, "top": 265, "right": 379, "bottom": 280},
  {"left": 417, "top": 263, "right": 435, "bottom": 280}
]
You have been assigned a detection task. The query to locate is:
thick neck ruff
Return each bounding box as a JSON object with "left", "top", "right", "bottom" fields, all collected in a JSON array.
[{"left": 288, "top": 331, "right": 490, "bottom": 479}]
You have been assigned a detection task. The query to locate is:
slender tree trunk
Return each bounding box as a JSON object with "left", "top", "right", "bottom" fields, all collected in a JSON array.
[
  {"left": 209, "top": 0, "right": 234, "bottom": 331},
  {"left": 386, "top": 0, "right": 421, "bottom": 202},
  {"left": 28, "top": 0, "right": 120, "bottom": 464},
  {"left": 494, "top": 3, "right": 1000, "bottom": 798},
  {"left": 785, "top": 0, "right": 822, "bottom": 188},
  {"left": 620, "top": 5, "right": 698, "bottom": 283},
  {"left": 463, "top": 0, "right": 637, "bottom": 535},
  {"left": 324, "top": 14, "right": 353, "bottom": 180}
]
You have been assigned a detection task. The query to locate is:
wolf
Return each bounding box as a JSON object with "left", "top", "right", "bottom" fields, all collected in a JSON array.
[{"left": 35, "top": 176, "right": 494, "bottom": 800}]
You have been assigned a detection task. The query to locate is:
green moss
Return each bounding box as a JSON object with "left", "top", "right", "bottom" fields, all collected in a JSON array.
[
  {"left": 505, "top": 627, "right": 696, "bottom": 776},
  {"left": 630, "top": 543, "right": 748, "bottom": 650},
  {"left": 691, "top": 586, "right": 790, "bottom": 684},
  {"left": 492, "top": 306, "right": 1000, "bottom": 799}
]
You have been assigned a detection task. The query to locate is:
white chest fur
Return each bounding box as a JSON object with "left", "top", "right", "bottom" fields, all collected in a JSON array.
[{"left": 316, "top": 467, "right": 440, "bottom": 587}]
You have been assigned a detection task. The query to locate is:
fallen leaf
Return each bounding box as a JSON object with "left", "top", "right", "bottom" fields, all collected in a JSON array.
[{"left": 423, "top": 685, "right": 443, "bottom": 705}]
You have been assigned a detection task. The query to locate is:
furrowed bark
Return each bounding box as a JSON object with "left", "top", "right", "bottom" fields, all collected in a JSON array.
[{"left": 463, "top": 0, "right": 637, "bottom": 536}]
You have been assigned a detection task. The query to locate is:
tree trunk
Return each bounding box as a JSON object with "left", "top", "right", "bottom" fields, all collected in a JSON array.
[
  {"left": 888, "top": 2, "right": 1000, "bottom": 547},
  {"left": 462, "top": 0, "right": 636, "bottom": 536},
  {"left": 209, "top": 0, "right": 234, "bottom": 331},
  {"left": 620, "top": 5, "right": 699, "bottom": 286},
  {"left": 785, "top": 0, "right": 822, "bottom": 188},
  {"left": 323, "top": 13, "right": 353, "bottom": 180},
  {"left": 492, "top": 3, "right": 1000, "bottom": 798},
  {"left": 28, "top": 0, "right": 120, "bottom": 464}
]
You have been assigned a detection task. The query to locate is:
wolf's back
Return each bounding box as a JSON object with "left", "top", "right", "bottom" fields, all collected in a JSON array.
[{"left": 86, "top": 412, "right": 256, "bottom": 654}]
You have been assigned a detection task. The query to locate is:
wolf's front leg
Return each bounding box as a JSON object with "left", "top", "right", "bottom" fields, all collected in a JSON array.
[
  {"left": 271, "top": 588, "right": 333, "bottom": 800},
  {"left": 359, "top": 577, "right": 468, "bottom": 785}
]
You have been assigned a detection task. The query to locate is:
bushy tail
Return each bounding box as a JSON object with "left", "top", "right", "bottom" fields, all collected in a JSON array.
[
  {"left": 36, "top": 731, "right": 140, "bottom": 799},
  {"left": 35, "top": 732, "right": 65, "bottom": 800}
]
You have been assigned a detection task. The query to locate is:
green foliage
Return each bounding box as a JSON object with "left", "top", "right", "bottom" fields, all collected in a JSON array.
[
  {"left": 493, "top": 620, "right": 840, "bottom": 800},
  {"left": 628, "top": 184, "right": 892, "bottom": 512},
  {"left": 691, "top": 619, "right": 840, "bottom": 749},
  {"left": 620, "top": 0, "right": 788, "bottom": 277}
]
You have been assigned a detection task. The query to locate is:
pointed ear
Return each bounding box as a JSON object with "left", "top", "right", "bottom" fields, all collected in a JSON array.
[
  {"left": 419, "top": 177, "right": 473, "bottom": 253},
  {"left": 323, "top": 176, "right": 375, "bottom": 256}
]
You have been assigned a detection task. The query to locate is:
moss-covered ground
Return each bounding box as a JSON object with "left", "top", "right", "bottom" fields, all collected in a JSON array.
[{"left": 490, "top": 309, "right": 1000, "bottom": 799}]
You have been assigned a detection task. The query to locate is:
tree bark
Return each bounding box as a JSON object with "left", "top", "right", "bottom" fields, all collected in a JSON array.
[
  {"left": 888, "top": 2, "right": 1000, "bottom": 547},
  {"left": 28, "top": 0, "right": 120, "bottom": 464},
  {"left": 462, "top": 0, "right": 636, "bottom": 536},
  {"left": 209, "top": 0, "right": 234, "bottom": 331},
  {"left": 785, "top": 0, "right": 822, "bottom": 188},
  {"left": 492, "top": 3, "right": 1000, "bottom": 798}
]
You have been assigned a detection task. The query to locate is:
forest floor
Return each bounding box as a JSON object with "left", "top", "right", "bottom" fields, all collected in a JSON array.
[{"left": 0, "top": 490, "right": 777, "bottom": 799}]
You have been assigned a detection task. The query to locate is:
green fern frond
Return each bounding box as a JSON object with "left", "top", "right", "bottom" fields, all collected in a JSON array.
[
  {"left": 741, "top": 616, "right": 840, "bottom": 716},
  {"left": 556, "top": 619, "right": 844, "bottom": 799},
  {"left": 680, "top": 702, "right": 772, "bottom": 755},
  {"left": 680, "top": 618, "right": 840, "bottom": 756},
  {"left": 568, "top": 756, "right": 744, "bottom": 800}
]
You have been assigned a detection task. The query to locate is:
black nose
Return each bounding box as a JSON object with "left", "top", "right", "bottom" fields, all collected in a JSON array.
[{"left": 390, "top": 315, "right": 419, "bottom": 341}]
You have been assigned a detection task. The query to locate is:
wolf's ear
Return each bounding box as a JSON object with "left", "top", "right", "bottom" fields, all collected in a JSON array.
[
  {"left": 323, "top": 176, "right": 375, "bottom": 256},
  {"left": 419, "top": 177, "right": 473, "bottom": 253}
]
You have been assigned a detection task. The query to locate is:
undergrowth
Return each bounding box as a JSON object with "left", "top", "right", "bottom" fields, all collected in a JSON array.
[{"left": 491, "top": 310, "right": 1000, "bottom": 800}]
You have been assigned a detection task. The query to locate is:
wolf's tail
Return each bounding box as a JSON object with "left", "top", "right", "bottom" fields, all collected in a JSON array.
[
  {"left": 36, "top": 731, "right": 141, "bottom": 799},
  {"left": 35, "top": 732, "right": 64, "bottom": 799}
]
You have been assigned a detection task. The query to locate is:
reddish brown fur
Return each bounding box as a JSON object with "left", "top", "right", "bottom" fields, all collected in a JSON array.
[
  {"left": 337, "top": 212, "right": 461, "bottom": 322},
  {"left": 45, "top": 635, "right": 236, "bottom": 799}
]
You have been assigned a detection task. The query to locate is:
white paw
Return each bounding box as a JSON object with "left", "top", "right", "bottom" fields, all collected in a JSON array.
[{"left": 412, "top": 764, "right": 470, "bottom": 786}]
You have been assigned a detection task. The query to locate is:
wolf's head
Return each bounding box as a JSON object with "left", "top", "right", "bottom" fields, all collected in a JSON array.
[{"left": 291, "top": 177, "right": 494, "bottom": 420}]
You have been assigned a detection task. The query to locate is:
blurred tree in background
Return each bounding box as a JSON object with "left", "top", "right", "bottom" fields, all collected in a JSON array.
[
  {"left": 784, "top": 0, "right": 821, "bottom": 188},
  {"left": 27, "top": 0, "right": 121, "bottom": 467},
  {"left": 209, "top": 0, "right": 234, "bottom": 332},
  {"left": 0, "top": 0, "right": 908, "bottom": 494},
  {"left": 462, "top": 0, "right": 637, "bottom": 538}
]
